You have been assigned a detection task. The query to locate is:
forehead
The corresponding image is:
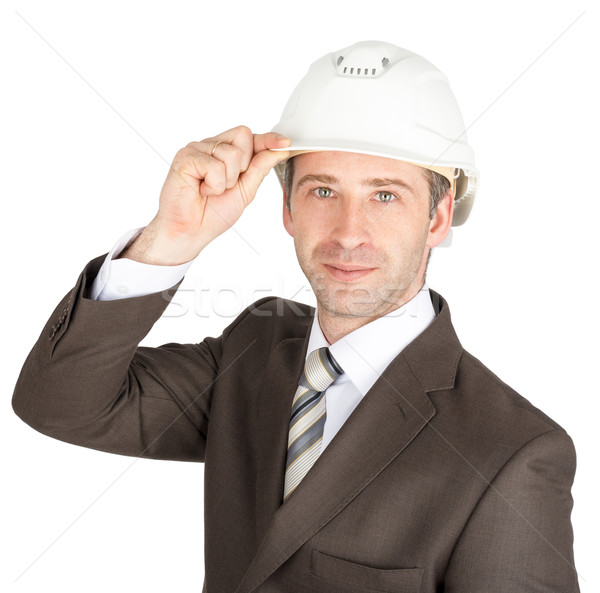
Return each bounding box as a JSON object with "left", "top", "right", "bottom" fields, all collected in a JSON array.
[{"left": 292, "top": 151, "right": 428, "bottom": 189}]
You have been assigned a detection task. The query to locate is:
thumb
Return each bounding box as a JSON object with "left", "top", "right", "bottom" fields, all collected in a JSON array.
[{"left": 239, "top": 149, "right": 289, "bottom": 203}]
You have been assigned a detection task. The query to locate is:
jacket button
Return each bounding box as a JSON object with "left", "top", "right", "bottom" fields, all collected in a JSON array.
[{"left": 48, "top": 325, "right": 57, "bottom": 340}]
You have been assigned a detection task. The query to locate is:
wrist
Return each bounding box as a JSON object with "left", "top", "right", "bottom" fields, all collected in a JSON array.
[{"left": 119, "top": 222, "right": 203, "bottom": 266}]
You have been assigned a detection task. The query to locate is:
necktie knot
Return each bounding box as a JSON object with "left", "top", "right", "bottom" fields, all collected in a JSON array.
[{"left": 300, "top": 347, "right": 344, "bottom": 393}]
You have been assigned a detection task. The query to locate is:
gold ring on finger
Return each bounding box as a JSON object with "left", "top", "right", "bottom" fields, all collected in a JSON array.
[{"left": 210, "top": 141, "right": 223, "bottom": 157}]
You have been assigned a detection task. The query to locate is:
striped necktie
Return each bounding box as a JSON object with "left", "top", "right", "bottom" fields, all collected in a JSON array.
[{"left": 283, "top": 347, "right": 344, "bottom": 501}]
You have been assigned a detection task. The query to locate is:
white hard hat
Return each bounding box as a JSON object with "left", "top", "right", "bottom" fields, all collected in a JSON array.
[{"left": 270, "top": 40, "right": 478, "bottom": 226}]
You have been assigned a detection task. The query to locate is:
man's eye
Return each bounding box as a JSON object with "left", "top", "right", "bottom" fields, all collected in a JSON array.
[
  {"left": 316, "top": 187, "right": 333, "bottom": 198},
  {"left": 376, "top": 191, "right": 395, "bottom": 203}
]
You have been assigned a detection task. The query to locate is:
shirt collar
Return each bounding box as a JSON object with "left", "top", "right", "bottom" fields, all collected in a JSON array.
[{"left": 306, "top": 284, "right": 436, "bottom": 396}]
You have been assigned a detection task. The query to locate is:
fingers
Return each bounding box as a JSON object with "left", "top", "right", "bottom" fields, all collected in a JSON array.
[
  {"left": 180, "top": 126, "right": 253, "bottom": 195},
  {"left": 239, "top": 146, "right": 290, "bottom": 201},
  {"left": 172, "top": 145, "right": 227, "bottom": 196},
  {"left": 253, "top": 131, "right": 292, "bottom": 153},
  {"left": 206, "top": 141, "right": 243, "bottom": 190},
  {"left": 175, "top": 127, "right": 290, "bottom": 198},
  {"left": 182, "top": 142, "right": 242, "bottom": 195},
  {"left": 210, "top": 125, "right": 255, "bottom": 171},
  {"left": 201, "top": 127, "right": 290, "bottom": 176}
]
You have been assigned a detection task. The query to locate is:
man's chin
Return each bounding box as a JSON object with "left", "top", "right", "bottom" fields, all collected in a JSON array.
[{"left": 314, "top": 291, "right": 389, "bottom": 318}]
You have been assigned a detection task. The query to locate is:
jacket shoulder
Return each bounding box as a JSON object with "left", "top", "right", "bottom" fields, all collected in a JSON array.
[{"left": 455, "top": 348, "right": 571, "bottom": 438}]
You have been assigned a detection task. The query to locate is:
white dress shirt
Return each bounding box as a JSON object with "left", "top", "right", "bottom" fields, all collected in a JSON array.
[
  {"left": 92, "top": 228, "right": 436, "bottom": 448},
  {"left": 91, "top": 228, "right": 194, "bottom": 301}
]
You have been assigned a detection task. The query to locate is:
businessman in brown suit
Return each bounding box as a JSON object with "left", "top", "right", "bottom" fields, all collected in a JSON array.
[{"left": 13, "top": 41, "right": 579, "bottom": 592}]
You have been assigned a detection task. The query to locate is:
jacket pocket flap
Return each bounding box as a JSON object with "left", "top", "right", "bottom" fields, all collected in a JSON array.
[{"left": 311, "top": 550, "right": 424, "bottom": 592}]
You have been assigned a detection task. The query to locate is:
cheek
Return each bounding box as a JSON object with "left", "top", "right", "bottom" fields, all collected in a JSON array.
[
  {"left": 292, "top": 212, "right": 330, "bottom": 242},
  {"left": 381, "top": 217, "right": 430, "bottom": 257}
]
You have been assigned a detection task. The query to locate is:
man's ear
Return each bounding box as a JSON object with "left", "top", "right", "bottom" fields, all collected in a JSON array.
[
  {"left": 282, "top": 189, "right": 294, "bottom": 237},
  {"left": 427, "top": 190, "right": 454, "bottom": 248}
]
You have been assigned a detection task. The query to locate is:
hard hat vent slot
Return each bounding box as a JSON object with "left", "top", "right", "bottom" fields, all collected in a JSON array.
[
  {"left": 336, "top": 54, "right": 390, "bottom": 78},
  {"left": 342, "top": 66, "right": 376, "bottom": 76}
]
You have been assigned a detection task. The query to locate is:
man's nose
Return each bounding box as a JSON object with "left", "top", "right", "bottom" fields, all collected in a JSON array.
[{"left": 330, "top": 202, "right": 371, "bottom": 250}]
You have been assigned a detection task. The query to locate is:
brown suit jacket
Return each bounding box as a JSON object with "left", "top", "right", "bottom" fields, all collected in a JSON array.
[{"left": 13, "top": 254, "right": 580, "bottom": 592}]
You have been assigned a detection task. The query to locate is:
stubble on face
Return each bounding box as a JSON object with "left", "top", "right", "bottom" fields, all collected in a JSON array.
[{"left": 295, "top": 221, "right": 429, "bottom": 323}]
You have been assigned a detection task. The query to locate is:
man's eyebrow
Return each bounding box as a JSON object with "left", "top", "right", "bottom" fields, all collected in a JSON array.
[
  {"left": 295, "top": 174, "right": 339, "bottom": 189},
  {"left": 362, "top": 178, "right": 415, "bottom": 193},
  {"left": 294, "top": 174, "right": 416, "bottom": 194}
]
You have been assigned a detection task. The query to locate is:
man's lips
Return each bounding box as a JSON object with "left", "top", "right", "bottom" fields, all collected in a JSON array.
[{"left": 323, "top": 263, "right": 376, "bottom": 282}]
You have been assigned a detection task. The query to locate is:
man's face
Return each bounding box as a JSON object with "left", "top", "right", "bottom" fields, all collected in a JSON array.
[{"left": 283, "top": 151, "right": 452, "bottom": 320}]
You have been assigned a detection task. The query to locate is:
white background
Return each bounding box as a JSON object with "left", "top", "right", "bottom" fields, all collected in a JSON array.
[{"left": 1, "top": 0, "right": 598, "bottom": 591}]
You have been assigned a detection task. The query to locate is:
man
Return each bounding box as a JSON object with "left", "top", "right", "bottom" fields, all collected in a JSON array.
[{"left": 13, "top": 41, "right": 579, "bottom": 592}]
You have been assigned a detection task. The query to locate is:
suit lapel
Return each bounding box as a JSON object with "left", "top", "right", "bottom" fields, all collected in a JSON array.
[{"left": 254, "top": 335, "right": 310, "bottom": 546}]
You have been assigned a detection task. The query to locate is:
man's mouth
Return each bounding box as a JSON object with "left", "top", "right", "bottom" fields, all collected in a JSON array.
[{"left": 323, "top": 263, "right": 376, "bottom": 282}]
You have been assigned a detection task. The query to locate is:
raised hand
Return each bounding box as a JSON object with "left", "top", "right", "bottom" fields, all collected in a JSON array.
[{"left": 122, "top": 125, "right": 290, "bottom": 265}]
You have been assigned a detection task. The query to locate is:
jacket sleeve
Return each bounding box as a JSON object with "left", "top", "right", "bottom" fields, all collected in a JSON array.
[
  {"left": 12, "top": 253, "right": 233, "bottom": 462},
  {"left": 445, "top": 428, "right": 580, "bottom": 592}
]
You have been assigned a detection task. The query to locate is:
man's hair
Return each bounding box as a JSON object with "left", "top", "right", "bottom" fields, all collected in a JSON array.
[
  {"left": 284, "top": 156, "right": 450, "bottom": 220},
  {"left": 422, "top": 168, "right": 452, "bottom": 219}
]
